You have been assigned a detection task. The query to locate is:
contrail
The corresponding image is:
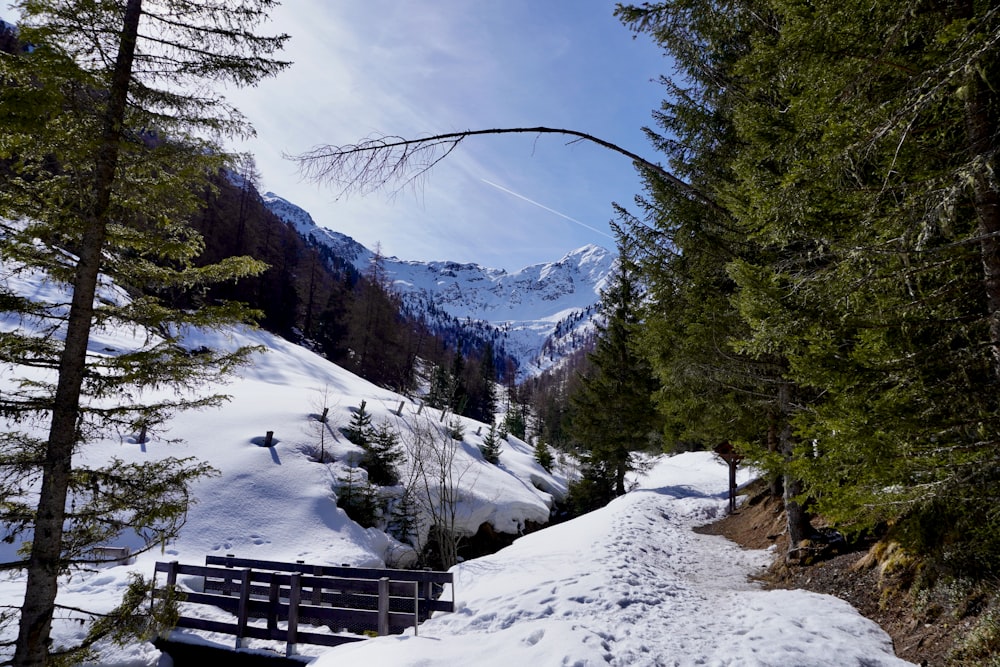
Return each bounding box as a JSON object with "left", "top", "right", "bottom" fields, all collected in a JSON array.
[{"left": 480, "top": 178, "right": 614, "bottom": 239}]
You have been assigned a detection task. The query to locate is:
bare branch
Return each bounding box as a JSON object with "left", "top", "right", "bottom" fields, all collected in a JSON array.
[{"left": 290, "top": 126, "right": 728, "bottom": 217}]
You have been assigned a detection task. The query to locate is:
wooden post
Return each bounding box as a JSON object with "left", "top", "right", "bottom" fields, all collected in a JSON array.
[
  {"left": 412, "top": 581, "right": 420, "bottom": 636},
  {"left": 264, "top": 430, "right": 274, "bottom": 447},
  {"left": 476, "top": 426, "right": 482, "bottom": 436},
  {"left": 165, "top": 560, "right": 178, "bottom": 588},
  {"left": 286, "top": 573, "right": 301, "bottom": 657},
  {"left": 267, "top": 574, "right": 280, "bottom": 633},
  {"left": 137, "top": 423, "right": 147, "bottom": 444},
  {"left": 420, "top": 579, "right": 432, "bottom": 621},
  {"left": 377, "top": 577, "right": 390, "bottom": 636},
  {"left": 416, "top": 402, "right": 424, "bottom": 415},
  {"left": 396, "top": 401, "right": 404, "bottom": 416},
  {"left": 311, "top": 565, "right": 322, "bottom": 605},
  {"left": 320, "top": 407, "right": 329, "bottom": 423},
  {"left": 235, "top": 568, "right": 252, "bottom": 649}
]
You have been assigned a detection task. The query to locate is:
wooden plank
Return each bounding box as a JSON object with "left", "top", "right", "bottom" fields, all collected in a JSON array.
[
  {"left": 377, "top": 577, "right": 389, "bottom": 636},
  {"left": 154, "top": 558, "right": 448, "bottom": 650},
  {"left": 235, "top": 568, "right": 251, "bottom": 649},
  {"left": 204, "top": 555, "right": 453, "bottom": 584},
  {"left": 294, "top": 630, "right": 366, "bottom": 648},
  {"left": 174, "top": 616, "right": 239, "bottom": 635},
  {"left": 166, "top": 561, "right": 452, "bottom": 610},
  {"left": 267, "top": 576, "right": 280, "bottom": 632},
  {"left": 286, "top": 573, "right": 300, "bottom": 657}
]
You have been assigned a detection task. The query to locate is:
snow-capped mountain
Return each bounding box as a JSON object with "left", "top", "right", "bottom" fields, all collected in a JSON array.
[{"left": 263, "top": 192, "right": 616, "bottom": 377}]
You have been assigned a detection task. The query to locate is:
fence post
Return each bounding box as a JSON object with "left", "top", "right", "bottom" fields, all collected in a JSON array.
[
  {"left": 412, "top": 581, "right": 419, "bottom": 636},
  {"left": 312, "top": 565, "right": 322, "bottom": 605},
  {"left": 235, "top": 568, "right": 252, "bottom": 649},
  {"left": 286, "top": 573, "right": 301, "bottom": 657},
  {"left": 420, "top": 573, "right": 433, "bottom": 621},
  {"left": 268, "top": 574, "right": 280, "bottom": 633},
  {"left": 165, "top": 560, "right": 179, "bottom": 588},
  {"left": 222, "top": 554, "right": 235, "bottom": 596},
  {"left": 377, "top": 577, "right": 390, "bottom": 636}
]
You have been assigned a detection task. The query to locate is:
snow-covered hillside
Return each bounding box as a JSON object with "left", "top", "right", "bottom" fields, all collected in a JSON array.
[
  {"left": 0, "top": 258, "right": 913, "bottom": 666},
  {"left": 264, "top": 192, "right": 615, "bottom": 377}
]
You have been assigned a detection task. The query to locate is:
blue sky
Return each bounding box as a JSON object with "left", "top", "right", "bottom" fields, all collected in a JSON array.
[{"left": 224, "top": 2, "right": 671, "bottom": 270}]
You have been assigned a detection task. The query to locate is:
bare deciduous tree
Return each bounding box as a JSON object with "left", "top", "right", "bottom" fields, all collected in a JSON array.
[{"left": 402, "top": 416, "right": 477, "bottom": 569}]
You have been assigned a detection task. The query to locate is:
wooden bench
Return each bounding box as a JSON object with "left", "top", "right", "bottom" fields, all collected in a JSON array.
[{"left": 153, "top": 557, "right": 454, "bottom": 657}]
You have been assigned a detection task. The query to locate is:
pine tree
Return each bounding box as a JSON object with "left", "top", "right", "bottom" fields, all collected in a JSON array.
[
  {"left": 534, "top": 439, "right": 554, "bottom": 473},
  {"left": 618, "top": 0, "right": 1000, "bottom": 572},
  {"left": 568, "top": 240, "right": 661, "bottom": 497},
  {"left": 362, "top": 420, "right": 403, "bottom": 486},
  {"left": 0, "top": 2, "right": 288, "bottom": 663},
  {"left": 344, "top": 400, "right": 373, "bottom": 446},
  {"left": 447, "top": 350, "right": 468, "bottom": 414},
  {"left": 479, "top": 424, "right": 503, "bottom": 464},
  {"left": 387, "top": 489, "right": 420, "bottom": 547},
  {"left": 502, "top": 404, "right": 527, "bottom": 441},
  {"left": 426, "top": 363, "right": 451, "bottom": 410},
  {"left": 615, "top": 0, "right": 816, "bottom": 551},
  {"left": 336, "top": 468, "right": 379, "bottom": 528}
]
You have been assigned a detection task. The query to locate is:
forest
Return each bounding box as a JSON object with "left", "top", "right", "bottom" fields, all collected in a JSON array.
[
  {"left": 604, "top": 0, "right": 1000, "bottom": 579},
  {"left": 474, "top": 1, "right": 1000, "bottom": 587}
]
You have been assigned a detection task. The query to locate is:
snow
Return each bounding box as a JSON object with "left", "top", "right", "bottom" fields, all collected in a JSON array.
[
  {"left": 317, "top": 455, "right": 912, "bottom": 667},
  {"left": 262, "top": 191, "right": 614, "bottom": 377},
  {"left": 0, "top": 255, "right": 914, "bottom": 666}
]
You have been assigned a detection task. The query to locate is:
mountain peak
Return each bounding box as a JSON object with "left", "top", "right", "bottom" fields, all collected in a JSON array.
[{"left": 263, "top": 192, "right": 615, "bottom": 377}]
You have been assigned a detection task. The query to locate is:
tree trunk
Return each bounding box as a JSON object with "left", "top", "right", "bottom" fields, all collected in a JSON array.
[
  {"left": 13, "top": 2, "right": 142, "bottom": 664},
  {"left": 963, "top": 44, "right": 1000, "bottom": 378},
  {"left": 778, "top": 381, "right": 812, "bottom": 562}
]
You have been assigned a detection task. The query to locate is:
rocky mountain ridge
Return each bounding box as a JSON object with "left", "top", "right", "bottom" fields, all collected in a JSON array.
[{"left": 263, "top": 192, "right": 616, "bottom": 377}]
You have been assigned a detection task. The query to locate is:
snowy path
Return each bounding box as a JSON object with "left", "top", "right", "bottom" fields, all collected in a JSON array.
[{"left": 316, "top": 453, "right": 914, "bottom": 667}]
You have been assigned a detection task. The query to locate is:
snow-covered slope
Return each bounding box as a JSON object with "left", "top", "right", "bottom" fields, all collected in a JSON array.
[
  {"left": 0, "top": 256, "right": 913, "bottom": 666},
  {"left": 0, "top": 253, "right": 563, "bottom": 661},
  {"left": 264, "top": 192, "right": 615, "bottom": 377}
]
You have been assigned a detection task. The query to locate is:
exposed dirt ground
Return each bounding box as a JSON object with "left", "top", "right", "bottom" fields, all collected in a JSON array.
[{"left": 695, "top": 481, "right": 987, "bottom": 667}]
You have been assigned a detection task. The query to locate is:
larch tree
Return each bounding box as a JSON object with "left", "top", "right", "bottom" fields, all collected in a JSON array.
[{"left": 0, "top": 1, "right": 288, "bottom": 665}]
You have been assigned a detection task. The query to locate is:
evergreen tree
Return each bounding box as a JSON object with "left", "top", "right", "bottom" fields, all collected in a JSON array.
[
  {"left": 387, "top": 489, "right": 420, "bottom": 547},
  {"left": 336, "top": 468, "right": 379, "bottom": 528},
  {"left": 479, "top": 423, "right": 503, "bottom": 464},
  {"left": 719, "top": 0, "right": 1000, "bottom": 573},
  {"left": 568, "top": 240, "right": 661, "bottom": 497},
  {"left": 426, "top": 362, "right": 451, "bottom": 410},
  {"left": 534, "top": 439, "right": 554, "bottom": 473},
  {"left": 618, "top": 0, "right": 1000, "bottom": 572},
  {"left": 503, "top": 407, "right": 527, "bottom": 441},
  {"left": 344, "top": 400, "right": 373, "bottom": 446},
  {"left": 0, "top": 2, "right": 288, "bottom": 663},
  {"left": 362, "top": 420, "right": 404, "bottom": 486},
  {"left": 615, "top": 0, "right": 816, "bottom": 550},
  {"left": 467, "top": 343, "right": 498, "bottom": 423}
]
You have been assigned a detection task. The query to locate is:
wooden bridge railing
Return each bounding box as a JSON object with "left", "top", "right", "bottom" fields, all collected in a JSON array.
[{"left": 153, "top": 557, "right": 454, "bottom": 657}]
